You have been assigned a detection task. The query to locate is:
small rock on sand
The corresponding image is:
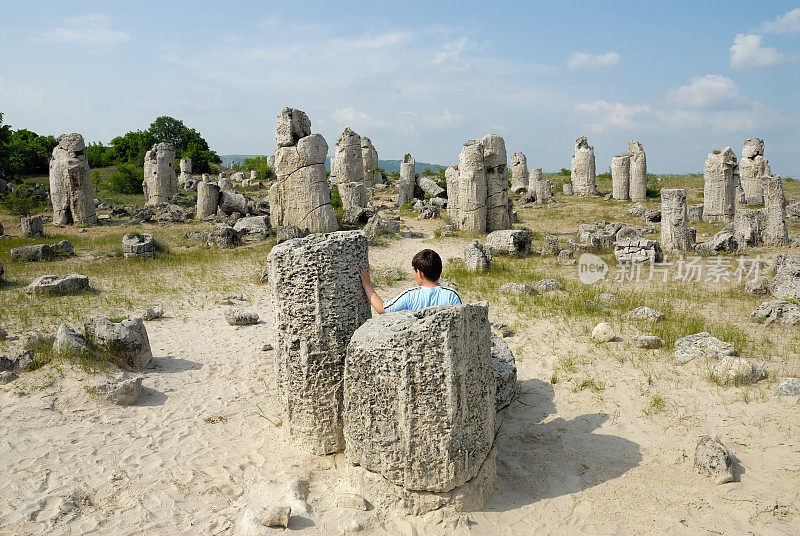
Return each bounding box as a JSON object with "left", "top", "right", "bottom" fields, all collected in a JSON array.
[
  {"left": 694, "top": 435, "right": 734, "bottom": 485},
  {"left": 591, "top": 322, "right": 616, "bottom": 343}
]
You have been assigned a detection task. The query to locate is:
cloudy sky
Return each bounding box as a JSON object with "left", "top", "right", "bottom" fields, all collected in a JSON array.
[{"left": 2, "top": 1, "right": 799, "bottom": 175}]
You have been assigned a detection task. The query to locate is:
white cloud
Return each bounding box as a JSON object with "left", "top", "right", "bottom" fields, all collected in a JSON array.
[
  {"left": 30, "top": 14, "right": 129, "bottom": 51},
  {"left": 668, "top": 74, "right": 741, "bottom": 110},
  {"left": 757, "top": 8, "right": 800, "bottom": 34},
  {"left": 567, "top": 51, "right": 621, "bottom": 71},
  {"left": 655, "top": 102, "right": 777, "bottom": 132},
  {"left": 398, "top": 109, "right": 463, "bottom": 133},
  {"left": 326, "top": 31, "right": 412, "bottom": 55},
  {"left": 574, "top": 100, "right": 651, "bottom": 133},
  {"left": 431, "top": 37, "right": 473, "bottom": 73},
  {"left": 331, "top": 108, "right": 388, "bottom": 129},
  {"left": 729, "top": 34, "right": 785, "bottom": 69}
]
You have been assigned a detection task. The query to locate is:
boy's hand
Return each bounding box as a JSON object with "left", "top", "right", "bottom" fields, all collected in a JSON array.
[{"left": 359, "top": 266, "right": 373, "bottom": 290}]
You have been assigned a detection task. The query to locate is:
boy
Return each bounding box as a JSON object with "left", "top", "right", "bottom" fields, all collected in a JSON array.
[{"left": 360, "top": 249, "right": 461, "bottom": 314}]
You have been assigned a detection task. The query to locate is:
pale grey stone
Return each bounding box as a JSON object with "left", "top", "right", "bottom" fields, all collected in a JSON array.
[
  {"left": 571, "top": 136, "right": 596, "bottom": 196},
  {"left": 627, "top": 202, "right": 646, "bottom": 217},
  {"left": 510, "top": 152, "right": 529, "bottom": 193},
  {"left": 178, "top": 157, "right": 192, "bottom": 186},
  {"left": 52, "top": 324, "right": 92, "bottom": 358},
  {"left": 532, "top": 178, "right": 553, "bottom": 204},
  {"left": 751, "top": 300, "right": 800, "bottom": 326},
  {"left": 398, "top": 153, "right": 416, "bottom": 207},
  {"left": 276, "top": 107, "right": 311, "bottom": 147},
  {"left": 336, "top": 493, "right": 369, "bottom": 511},
  {"left": 694, "top": 435, "right": 734, "bottom": 485},
  {"left": 361, "top": 136, "right": 379, "bottom": 190},
  {"left": 695, "top": 229, "right": 738, "bottom": 256},
  {"left": 276, "top": 226, "right": 305, "bottom": 243},
  {"left": 533, "top": 279, "right": 562, "bottom": 292},
  {"left": 625, "top": 306, "right": 664, "bottom": 322},
  {"left": 591, "top": 322, "right": 616, "bottom": 343},
  {"left": 597, "top": 293, "right": 619, "bottom": 305},
  {"left": 344, "top": 303, "right": 495, "bottom": 507},
  {"left": 26, "top": 274, "right": 89, "bottom": 296},
  {"left": 703, "top": 147, "right": 739, "bottom": 222},
  {"left": 261, "top": 506, "right": 291, "bottom": 528},
  {"left": 49, "top": 133, "right": 98, "bottom": 225},
  {"left": 11, "top": 244, "right": 55, "bottom": 262},
  {"left": 631, "top": 335, "right": 663, "bottom": 349},
  {"left": 740, "top": 138, "right": 768, "bottom": 205},
  {"left": 628, "top": 141, "right": 647, "bottom": 201},
  {"left": 217, "top": 176, "right": 233, "bottom": 191},
  {"left": 661, "top": 188, "right": 691, "bottom": 252},
  {"left": 499, "top": 282, "right": 535, "bottom": 296},
  {"left": 744, "top": 276, "right": 769, "bottom": 296},
  {"left": 612, "top": 155, "right": 630, "bottom": 200},
  {"left": 562, "top": 183, "right": 573, "bottom": 196},
  {"left": 711, "top": 357, "right": 763, "bottom": 385},
  {"left": 774, "top": 378, "right": 800, "bottom": 397},
  {"left": 141, "top": 305, "right": 164, "bottom": 321},
  {"left": 734, "top": 209, "right": 764, "bottom": 248},
  {"left": 89, "top": 372, "right": 142, "bottom": 405},
  {"left": 233, "top": 215, "right": 271, "bottom": 239},
  {"left": 122, "top": 233, "right": 154, "bottom": 258},
  {"left": 267, "top": 230, "right": 370, "bottom": 455},
  {"left": 491, "top": 334, "right": 517, "bottom": 410},
  {"left": 0, "top": 350, "right": 34, "bottom": 374},
  {"left": 23, "top": 332, "right": 55, "bottom": 351},
  {"left": 219, "top": 191, "right": 248, "bottom": 216},
  {"left": 21, "top": 215, "right": 44, "bottom": 238},
  {"left": 674, "top": 332, "right": 737, "bottom": 364},
  {"left": 541, "top": 235, "right": 560, "bottom": 257},
  {"left": 454, "top": 141, "right": 486, "bottom": 233},
  {"left": 333, "top": 127, "right": 364, "bottom": 186},
  {"left": 143, "top": 143, "right": 177, "bottom": 206},
  {"left": 687, "top": 204, "right": 704, "bottom": 223},
  {"left": 84, "top": 316, "right": 152, "bottom": 369},
  {"left": 762, "top": 174, "right": 788, "bottom": 246},
  {"left": 614, "top": 237, "right": 663, "bottom": 263},
  {"left": 224, "top": 309, "right": 259, "bottom": 326},
  {"left": 483, "top": 134, "right": 510, "bottom": 231},
  {"left": 464, "top": 239, "right": 492, "bottom": 272},
  {"left": 485, "top": 229, "right": 532, "bottom": 256},
  {"left": 339, "top": 181, "right": 368, "bottom": 213},
  {"left": 768, "top": 254, "right": 800, "bottom": 300},
  {"left": 418, "top": 176, "right": 445, "bottom": 198},
  {"left": 213, "top": 223, "right": 240, "bottom": 248},
  {"left": 196, "top": 182, "right": 220, "bottom": 220}
]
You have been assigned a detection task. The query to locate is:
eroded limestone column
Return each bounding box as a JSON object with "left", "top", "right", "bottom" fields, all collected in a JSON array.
[
  {"left": 49, "top": 133, "right": 97, "bottom": 225},
  {"left": 628, "top": 141, "right": 647, "bottom": 201},
  {"left": 571, "top": 136, "right": 596, "bottom": 196},
  {"left": 398, "top": 153, "right": 416, "bottom": 206},
  {"left": 762, "top": 174, "right": 788, "bottom": 246},
  {"left": 143, "top": 143, "right": 177, "bottom": 206},
  {"left": 483, "top": 134, "right": 510, "bottom": 232},
  {"left": 339, "top": 181, "right": 367, "bottom": 212},
  {"left": 611, "top": 155, "right": 630, "bottom": 200},
  {"left": 267, "top": 230, "right": 371, "bottom": 455},
  {"left": 196, "top": 181, "right": 220, "bottom": 220},
  {"left": 178, "top": 158, "right": 192, "bottom": 186},
  {"left": 740, "top": 138, "right": 769, "bottom": 206},
  {"left": 660, "top": 188, "right": 691, "bottom": 252},
  {"left": 445, "top": 165, "right": 460, "bottom": 225},
  {"left": 361, "top": 136, "right": 379, "bottom": 190},
  {"left": 333, "top": 127, "right": 364, "bottom": 186},
  {"left": 528, "top": 168, "right": 543, "bottom": 193},
  {"left": 344, "top": 302, "right": 496, "bottom": 514},
  {"left": 510, "top": 152, "right": 528, "bottom": 193},
  {"left": 268, "top": 107, "right": 338, "bottom": 233},
  {"left": 703, "top": 147, "right": 739, "bottom": 222},
  {"left": 456, "top": 140, "right": 487, "bottom": 233}
]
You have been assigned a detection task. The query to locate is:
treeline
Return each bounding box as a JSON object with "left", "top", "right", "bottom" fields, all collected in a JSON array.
[{"left": 0, "top": 113, "right": 221, "bottom": 180}]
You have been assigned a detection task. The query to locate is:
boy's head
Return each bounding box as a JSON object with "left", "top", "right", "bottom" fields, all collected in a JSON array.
[{"left": 411, "top": 249, "right": 442, "bottom": 283}]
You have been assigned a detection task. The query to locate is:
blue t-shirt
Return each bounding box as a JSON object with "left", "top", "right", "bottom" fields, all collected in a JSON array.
[{"left": 384, "top": 285, "right": 462, "bottom": 312}]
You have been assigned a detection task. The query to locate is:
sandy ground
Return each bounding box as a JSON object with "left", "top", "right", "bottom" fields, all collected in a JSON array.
[{"left": 1, "top": 217, "right": 799, "bottom": 536}]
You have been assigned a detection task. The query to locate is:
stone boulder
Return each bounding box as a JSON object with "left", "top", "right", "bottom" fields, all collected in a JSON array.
[
  {"left": 332, "top": 127, "right": 364, "bottom": 186},
  {"left": 695, "top": 229, "right": 738, "bottom": 256},
  {"left": 26, "top": 274, "right": 89, "bottom": 296},
  {"left": 591, "top": 322, "right": 616, "bottom": 343},
  {"left": 143, "top": 142, "right": 177, "bottom": 206},
  {"left": 510, "top": 152, "right": 529, "bottom": 193},
  {"left": 52, "top": 324, "right": 92, "bottom": 358},
  {"left": 344, "top": 303, "right": 496, "bottom": 514},
  {"left": 703, "top": 148, "right": 739, "bottom": 222},
  {"left": 614, "top": 235, "right": 663, "bottom": 264},
  {"left": 710, "top": 357, "right": 763, "bottom": 385},
  {"left": 491, "top": 334, "right": 517, "bottom": 410},
  {"left": 625, "top": 306, "right": 664, "bottom": 322},
  {"left": 694, "top": 435, "right": 734, "bottom": 485},
  {"left": 84, "top": 316, "right": 152, "bottom": 370},
  {"left": 464, "top": 239, "right": 492, "bottom": 272},
  {"left": 611, "top": 155, "right": 630, "bottom": 200},
  {"left": 49, "top": 133, "right": 98, "bottom": 225},
  {"left": 774, "top": 378, "right": 800, "bottom": 397},
  {"left": 196, "top": 181, "right": 220, "bottom": 219},
  {"left": 276, "top": 107, "right": 312, "bottom": 147},
  {"left": 768, "top": 254, "right": 800, "bottom": 300},
  {"left": 213, "top": 223, "right": 240, "bottom": 248},
  {"left": 661, "top": 188, "right": 691, "bottom": 252},
  {"left": 122, "top": 234, "right": 155, "bottom": 258},
  {"left": 751, "top": 300, "right": 800, "bottom": 326},
  {"left": 21, "top": 215, "right": 44, "bottom": 238},
  {"left": 484, "top": 229, "right": 532, "bottom": 256},
  {"left": 418, "top": 176, "right": 445, "bottom": 198},
  {"left": 533, "top": 278, "right": 562, "bottom": 292},
  {"left": 674, "top": 332, "right": 737, "bottom": 364},
  {"left": 571, "top": 136, "right": 596, "bottom": 196},
  {"left": 628, "top": 141, "right": 647, "bottom": 201},
  {"left": 499, "top": 282, "right": 535, "bottom": 296},
  {"left": 483, "top": 134, "right": 510, "bottom": 231},
  {"left": 233, "top": 215, "right": 271, "bottom": 239},
  {"left": 219, "top": 190, "right": 248, "bottom": 216},
  {"left": 398, "top": 153, "right": 416, "bottom": 207},
  {"left": 224, "top": 309, "right": 259, "bottom": 326},
  {"left": 89, "top": 372, "right": 143, "bottom": 405}
]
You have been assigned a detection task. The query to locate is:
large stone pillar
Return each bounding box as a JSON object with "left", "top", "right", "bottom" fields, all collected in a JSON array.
[
  {"left": 143, "top": 142, "right": 177, "bottom": 206},
  {"left": 762, "top": 174, "right": 788, "bottom": 246},
  {"left": 660, "top": 188, "right": 691, "bottom": 252},
  {"left": 360, "top": 136, "right": 379, "bottom": 190},
  {"left": 510, "top": 152, "right": 528, "bottom": 193},
  {"left": 483, "top": 134, "right": 510, "bottom": 232},
  {"left": 267, "top": 230, "right": 371, "bottom": 455},
  {"left": 333, "top": 127, "right": 364, "bottom": 186},
  {"left": 49, "top": 133, "right": 98, "bottom": 225},
  {"left": 445, "top": 165, "right": 460, "bottom": 225},
  {"left": 528, "top": 168, "right": 543, "bottom": 193},
  {"left": 398, "top": 153, "right": 416, "bottom": 206},
  {"left": 456, "top": 140, "right": 487, "bottom": 233},
  {"left": 628, "top": 140, "right": 647, "bottom": 201},
  {"left": 611, "top": 155, "right": 630, "bottom": 200},
  {"left": 344, "top": 303, "right": 497, "bottom": 514},
  {"left": 703, "top": 147, "right": 739, "bottom": 222},
  {"left": 178, "top": 158, "right": 192, "bottom": 186},
  {"left": 571, "top": 136, "right": 596, "bottom": 196},
  {"left": 740, "top": 138, "right": 769, "bottom": 206},
  {"left": 339, "top": 181, "right": 367, "bottom": 213},
  {"left": 196, "top": 181, "right": 220, "bottom": 220},
  {"left": 268, "top": 107, "right": 338, "bottom": 233}
]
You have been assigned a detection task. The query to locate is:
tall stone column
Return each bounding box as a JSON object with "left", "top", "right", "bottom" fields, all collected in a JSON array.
[
  {"left": 178, "top": 158, "right": 192, "bottom": 185},
  {"left": 332, "top": 127, "right": 364, "bottom": 186},
  {"left": 762, "top": 174, "right": 788, "bottom": 246},
  {"left": 660, "top": 188, "right": 691, "bottom": 252},
  {"left": 49, "top": 133, "right": 97, "bottom": 225},
  {"left": 703, "top": 147, "right": 739, "bottom": 222},
  {"left": 143, "top": 142, "right": 177, "bottom": 206},
  {"left": 628, "top": 141, "right": 647, "bottom": 201},
  {"left": 398, "top": 153, "right": 416, "bottom": 206},
  {"left": 740, "top": 138, "right": 769, "bottom": 206},
  {"left": 611, "top": 155, "right": 630, "bottom": 200},
  {"left": 483, "top": 134, "right": 510, "bottom": 232},
  {"left": 267, "top": 230, "right": 371, "bottom": 455},
  {"left": 268, "top": 107, "right": 338, "bottom": 233},
  {"left": 456, "top": 140, "right": 487, "bottom": 233},
  {"left": 360, "top": 136, "right": 379, "bottom": 190},
  {"left": 571, "top": 136, "right": 596, "bottom": 196},
  {"left": 196, "top": 181, "right": 220, "bottom": 219},
  {"left": 510, "top": 152, "right": 528, "bottom": 193},
  {"left": 445, "top": 165, "right": 460, "bottom": 225}
]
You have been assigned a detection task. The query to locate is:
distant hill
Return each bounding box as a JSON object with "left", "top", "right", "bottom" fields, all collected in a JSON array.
[{"left": 219, "top": 155, "right": 447, "bottom": 174}]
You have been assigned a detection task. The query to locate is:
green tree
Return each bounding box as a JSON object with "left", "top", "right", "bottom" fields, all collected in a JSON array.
[
  {"left": 104, "top": 164, "right": 144, "bottom": 194},
  {"left": 6, "top": 129, "right": 57, "bottom": 177},
  {"left": 108, "top": 130, "right": 155, "bottom": 165},
  {"left": 86, "top": 141, "right": 114, "bottom": 168},
  {"left": 149, "top": 116, "right": 187, "bottom": 149},
  {"left": 235, "top": 155, "right": 272, "bottom": 179},
  {"left": 0, "top": 113, "right": 12, "bottom": 180}
]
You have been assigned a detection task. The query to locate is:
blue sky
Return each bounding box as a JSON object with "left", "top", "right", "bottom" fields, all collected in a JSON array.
[{"left": 1, "top": 1, "right": 798, "bottom": 175}]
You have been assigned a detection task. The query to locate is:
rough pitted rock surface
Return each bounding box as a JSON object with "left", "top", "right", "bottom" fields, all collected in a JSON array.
[
  {"left": 397, "top": 153, "right": 416, "bottom": 207},
  {"left": 774, "top": 378, "right": 800, "bottom": 397},
  {"left": 614, "top": 237, "right": 663, "bottom": 264},
  {"left": 21, "top": 216, "right": 44, "bottom": 238},
  {"left": 768, "top": 254, "right": 800, "bottom": 300},
  {"left": 591, "top": 322, "right": 616, "bottom": 343},
  {"left": 625, "top": 306, "right": 664, "bottom": 322},
  {"left": 611, "top": 155, "right": 630, "bottom": 200},
  {"left": 451, "top": 141, "right": 486, "bottom": 233},
  {"left": 532, "top": 178, "right": 553, "bottom": 204},
  {"left": 332, "top": 128, "right": 364, "bottom": 186},
  {"left": 267, "top": 231, "right": 371, "bottom": 455},
  {"left": 233, "top": 216, "right": 271, "bottom": 239},
  {"left": 276, "top": 107, "right": 311, "bottom": 147},
  {"left": 49, "top": 133, "right": 98, "bottom": 225},
  {"left": 687, "top": 204, "right": 704, "bottom": 223},
  {"left": 485, "top": 229, "right": 532, "bottom": 257},
  {"left": 84, "top": 316, "right": 153, "bottom": 370},
  {"left": 344, "top": 303, "right": 496, "bottom": 513},
  {"left": 491, "top": 334, "right": 517, "bottom": 410},
  {"left": 499, "top": 283, "right": 535, "bottom": 296},
  {"left": 483, "top": 134, "right": 510, "bottom": 232},
  {"left": 751, "top": 300, "right": 800, "bottom": 326},
  {"left": 695, "top": 229, "right": 738, "bottom": 256},
  {"left": 628, "top": 141, "right": 647, "bottom": 201},
  {"left": 213, "top": 223, "right": 240, "bottom": 249},
  {"left": 122, "top": 234, "right": 154, "bottom": 258},
  {"left": 361, "top": 136, "right": 379, "bottom": 190},
  {"left": 631, "top": 335, "right": 663, "bottom": 349},
  {"left": 661, "top": 188, "right": 691, "bottom": 252},
  {"left": 744, "top": 276, "right": 769, "bottom": 296},
  {"left": 11, "top": 242, "right": 71, "bottom": 262},
  {"left": 703, "top": 147, "right": 739, "bottom": 222},
  {"left": 740, "top": 138, "right": 769, "bottom": 205},
  {"left": 224, "top": 309, "right": 259, "bottom": 326},
  {"left": 571, "top": 136, "right": 596, "bottom": 196},
  {"left": 533, "top": 279, "right": 562, "bottom": 293},
  {"left": 510, "top": 152, "right": 529, "bottom": 193},
  {"left": 418, "top": 176, "right": 445, "bottom": 198},
  {"left": 89, "top": 372, "right": 142, "bottom": 405},
  {"left": 53, "top": 324, "right": 92, "bottom": 358},
  {"left": 627, "top": 202, "right": 646, "bottom": 217},
  {"left": 541, "top": 235, "right": 560, "bottom": 257},
  {"left": 143, "top": 143, "right": 177, "bottom": 206},
  {"left": 762, "top": 174, "right": 788, "bottom": 246},
  {"left": 694, "top": 435, "right": 734, "bottom": 485},
  {"left": 26, "top": 274, "right": 89, "bottom": 296},
  {"left": 562, "top": 183, "right": 573, "bottom": 196},
  {"left": 218, "top": 190, "right": 248, "bottom": 216},
  {"left": 674, "top": 332, "right": 737, "bottom": 364},
  {"left": 196, "top": 181, "right": 220, "bottom": 220},
  {"left": 710, "top": 357, "right": 763, "bottom": 385},
  {"left": 464, "top": 239, "right": 492, "bottom": 272}
]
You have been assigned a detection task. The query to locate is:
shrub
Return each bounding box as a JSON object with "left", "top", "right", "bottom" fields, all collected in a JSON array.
[
  {"left": 330, "top": 186, "right": 342, "bottom": 209},
  {"left": 0, "top": 185, "right": 47, "bottom": 216},
  {"left": 105, "top": 164, "right": 144, "bottom": 194}
]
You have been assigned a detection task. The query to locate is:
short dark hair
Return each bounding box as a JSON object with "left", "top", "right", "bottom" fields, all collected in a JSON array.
[{"left": 412, "top": 249, "right": 442, "bottom": 281}]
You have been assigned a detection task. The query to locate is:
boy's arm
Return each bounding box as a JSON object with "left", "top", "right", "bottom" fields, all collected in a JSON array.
[{"left": 359, "top": 266, "right": 386, "bottom": 314}]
